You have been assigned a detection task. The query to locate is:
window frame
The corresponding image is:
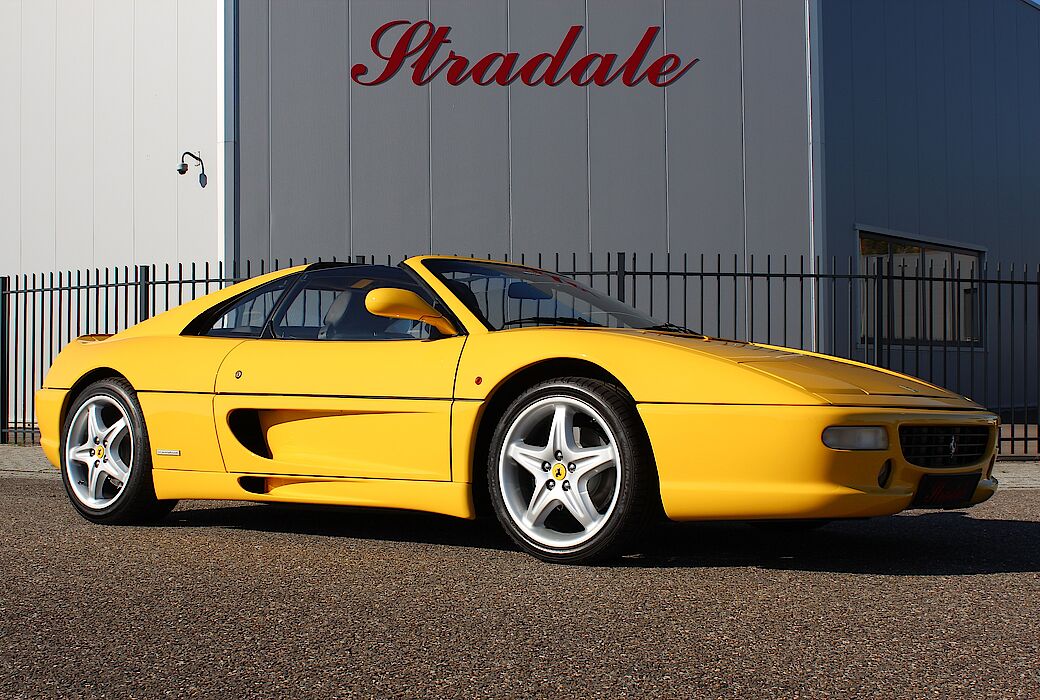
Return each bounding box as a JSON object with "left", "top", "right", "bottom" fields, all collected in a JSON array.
[
  {"left": 183, "top": 273, "right": 301, "bottom": 339},
  {"left": 857, "top": 229, "right": 986, "bottom": 349},
  {"left": 262, "top": 264, "right": 462, "bottom": 342}
]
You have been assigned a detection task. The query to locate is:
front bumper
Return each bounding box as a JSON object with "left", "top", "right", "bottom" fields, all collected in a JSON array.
[
  {"left": 638, "top": 404, "right": 998, "bottom": 521},
  {"left": 35, "top": 388, "right": 69, "bottom": 469}
]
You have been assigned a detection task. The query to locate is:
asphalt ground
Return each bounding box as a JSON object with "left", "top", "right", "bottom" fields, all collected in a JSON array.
[{"left": 1, "top": 453, "right": 1038, "bottom": 698}]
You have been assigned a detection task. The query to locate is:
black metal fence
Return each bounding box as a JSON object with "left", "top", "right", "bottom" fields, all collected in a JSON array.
[{"left": 2, "top": 252, "right": 1037, "bottom": 456}]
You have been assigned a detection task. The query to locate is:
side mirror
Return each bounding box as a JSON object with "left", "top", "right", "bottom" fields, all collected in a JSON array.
[{"left": 365, "top": 288, "right": 458, "bottom": 337}]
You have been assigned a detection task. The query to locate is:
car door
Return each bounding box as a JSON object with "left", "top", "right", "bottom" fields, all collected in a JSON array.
[{"left": 212, "top": 265, "right": 465, "bottom": 481}]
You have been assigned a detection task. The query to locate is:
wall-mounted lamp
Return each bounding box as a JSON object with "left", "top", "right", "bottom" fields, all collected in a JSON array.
[{"left": 176, "top": 151, "right": 207, "bottom": 188}]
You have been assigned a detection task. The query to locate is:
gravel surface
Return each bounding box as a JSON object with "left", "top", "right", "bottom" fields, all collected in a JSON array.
[{"left": 0, "top": 477, "right": 1038, "bottom": 698}]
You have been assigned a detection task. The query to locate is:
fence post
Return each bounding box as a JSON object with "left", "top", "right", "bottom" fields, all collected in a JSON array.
[
  {"left": 137, "top": 265, "right": 150, "bottom": 323},
  {"left": 0, "top": 276, "right": 8, "bottom": 445},
  {"left": 872, "top": 260, "right": 883, "bottom": 366},
  {"left": 616, "top": 252, "right": 627, "bottom": 303}
]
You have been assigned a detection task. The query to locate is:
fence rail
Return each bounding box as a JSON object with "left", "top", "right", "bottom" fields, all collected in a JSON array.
[{"left": 2, "top": 252, "right": 1037, "bottom": 456}]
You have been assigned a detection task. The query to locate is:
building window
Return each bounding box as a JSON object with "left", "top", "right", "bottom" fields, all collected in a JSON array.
[{"left": 859, "top": 232, "right": 984, "bottom": 345}]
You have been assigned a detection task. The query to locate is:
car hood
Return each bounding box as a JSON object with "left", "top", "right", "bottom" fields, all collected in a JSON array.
[{"left": 630, "top": 331, "right": 979, "bottom": 408}]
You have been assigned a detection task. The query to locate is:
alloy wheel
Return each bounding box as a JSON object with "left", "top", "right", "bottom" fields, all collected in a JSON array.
[
  {"left": 498, "top": 395, "right": 622, "bottom": 549},
  {"left": 64, "top": 395, "right": 134, "bottom": 510}
]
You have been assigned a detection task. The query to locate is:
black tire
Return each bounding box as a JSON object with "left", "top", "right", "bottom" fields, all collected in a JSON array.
[
  {"left": 488, "top": 377, "right": 656, "bottom": 564},
  {"left": 59, "top": 377, "right": 177, "bottom": 525}
]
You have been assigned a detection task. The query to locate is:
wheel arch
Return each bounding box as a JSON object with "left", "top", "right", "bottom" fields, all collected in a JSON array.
[
  {"left": 468, "top": 358, "right": 646, "bottom": 517},
  {"left": 60, "top": 368, "right": 131, "bottom": 431}
]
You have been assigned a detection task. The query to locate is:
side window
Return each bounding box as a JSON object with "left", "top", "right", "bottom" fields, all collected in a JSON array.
[
  {"left": 272, "top": 266, "right": 433, "bottom": 341},
  {"left": 204, "top": 279, "right": 288, "bottom": 338}
]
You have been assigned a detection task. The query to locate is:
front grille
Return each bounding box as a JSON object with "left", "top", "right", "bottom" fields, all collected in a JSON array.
[{"left": 899, "top": 425, "right": 991, "bottom": 468}]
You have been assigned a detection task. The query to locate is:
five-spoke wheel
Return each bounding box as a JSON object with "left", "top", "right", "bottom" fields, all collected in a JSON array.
[
  {"left": 489, "top": 377, "right": 654, "bottom": 563},
  {"left": 65, "top": 395, "right": 133, "bottom": 509},
  {"left": 60, "top": 378, "right": 177, "bottom": 524}
]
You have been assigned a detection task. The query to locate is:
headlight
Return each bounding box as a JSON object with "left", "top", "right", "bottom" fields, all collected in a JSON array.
[{"left": 821, "top": 426, "right": 889, "bottom": 451}]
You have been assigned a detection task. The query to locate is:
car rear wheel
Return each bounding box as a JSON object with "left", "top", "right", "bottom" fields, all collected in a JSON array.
[
  {"left": 488, "top": 377, "right": 655, "bottom": 564},
  {"left": 60, "top": 378, "right": 177, "bottom": 524}
]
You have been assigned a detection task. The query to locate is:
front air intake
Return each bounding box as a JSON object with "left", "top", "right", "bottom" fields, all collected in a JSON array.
[{"left": 898, "top": 425, "right": 991, "bottom": 468}]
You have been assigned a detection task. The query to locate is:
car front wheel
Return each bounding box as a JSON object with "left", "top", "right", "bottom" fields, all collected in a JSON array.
[{"left": 488, "top": 377, "right": 655, "bottom": 564}]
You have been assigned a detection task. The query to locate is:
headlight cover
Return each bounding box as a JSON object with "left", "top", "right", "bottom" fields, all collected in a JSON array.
[{"left": 821, "top": 426, "right": 889, "bottom": 451}]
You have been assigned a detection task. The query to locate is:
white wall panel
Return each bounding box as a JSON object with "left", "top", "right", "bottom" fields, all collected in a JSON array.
[
  {"left": 0, "top": 0, "right": 222, "bottom": 277},
  {"left": 55, "top": 2, "right": 94, "bottom": 270},
  {"left": 133, "top": 0, "right": 179, "bottom": 265},
  {"left": 93, "top": 0, "right": 135, "bottom": 267},
  {"left": 176, "top": 0, "right": 220, "bottom": 265},
  {"left": 18, "top": 0, "right": 57, "bottom": 274},
  {"left": 0, "top": 0, "right": 23, "bottom": 272}
]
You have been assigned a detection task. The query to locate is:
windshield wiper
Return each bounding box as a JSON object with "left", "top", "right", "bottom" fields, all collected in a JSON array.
[
  {"left": 501, "top": 316, "right": 605, "bottom": 328},
  {"left": 643, "top": 322, "right": 706, "bottom": 337}
]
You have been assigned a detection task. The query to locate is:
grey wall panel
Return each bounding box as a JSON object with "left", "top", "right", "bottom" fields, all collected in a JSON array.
[
  {"left": 429, "top": 0, "right": 510, "bottom": 255},
  {"left": 349, "top": 0, "right": 432, "bottom": 258},
  {"left": 664, "top": 0, "right": 745, "bottom": 259},
  {"left": 817, "top": 0, "right": 854, "bottom": 263},
  {"left": 586, "top": 0, "right": 667, "bottom": 254},
  {"left": 848, "top": 0, "right": 888, "bottom": 243},
  {"left": 93, "top": 0, "right": 134, "bottom": 269},
  {"left": 913, "top": 0, "right": 948, "bottom": 242},
  {"left": 19, "top": 0, "right": 57, "bottom": 274},
  {"left": 1017, "top": 1, "right": 1040, "bottom": 262},
  {"left": 993, "top": 0, "right": 1023, "bottom": 263},
  {"left": 55, "top": 2, "right": 94, "bottom": 270},
  {"left": 741, "top": 0, "right": 811, "bottom": 259},
  {"left": 236, "top": 0, "right": 272, "bottom": 264},
  {"left": 239, "top": 0, "right": 813, "bottom": 264},
  {"left": 507, "top": 0, "right": 589, "bottom": 256},
  {"left": 967, "top": 0, "right": 998, "bottom": 257},
  {"left": 881, "top": 0, "right": 919, "bottom": 235},
  {"left": 0, "top": 0, "right": 20, "bottom": 274},
  {"left": 268, "top": 0, "right": 349, "bottom": 262},
  {"left": 941, "top": 0, "right": 973, "bottom": 247},
  {"left": 824, "top": 0, "right": 1040, "bottom": 265}
]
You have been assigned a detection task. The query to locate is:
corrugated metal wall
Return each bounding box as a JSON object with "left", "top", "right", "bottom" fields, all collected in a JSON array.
[
  {"left": 820, "top": 0, "right": 1040, "bottom": 265},
  {"left": 0, "top": 0, "right": 223, "bottom": 277},
  {"left": 236, "top": 0, "right": 815, "bottom": 263}
]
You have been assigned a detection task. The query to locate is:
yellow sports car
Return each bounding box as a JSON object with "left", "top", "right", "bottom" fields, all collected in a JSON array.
[{"left": 37, "top": 256, "right": 998, "bottom": 563}]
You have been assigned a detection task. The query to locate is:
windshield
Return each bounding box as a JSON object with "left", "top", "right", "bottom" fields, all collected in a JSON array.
[{"left": 423, "top": 259, "right": 701, "bottom": 335}]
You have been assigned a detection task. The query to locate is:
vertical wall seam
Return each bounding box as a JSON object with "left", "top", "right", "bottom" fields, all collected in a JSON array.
[
  {"left": 130, "top": 0, "right": 136, "bottom": 264},
  {"left": 662, "top": 0, "right": 671, "bottom": 253},
  {"left": 584, "top": 0, "right": 592, "bottom": 252},
  {"left": 175, "top": 1, "right": 180, "bottom": 261},
  {"left": 346, "top": 1, "right": 352, "bottom": 257},
  {"left": 804, "top": 0, "right": 818, "bottom": 350},
  {"left": 17, "top": 0, "right": 22, "bottom": 272},
  {"left": 427, "top": 0, "right": 434, "bottom": 253},
  {"left": 506, "top": 0, "right": 513, "bottom": 257},
  {"left": 52, "top": 0, "right": 57, "bottom": 271},
  {"left": 966, "top": 1, "right": 976, "bottom": 245},
  {"left": 880, "top": 0, "right": 889, "bottom": 227},
  {"left": 912, "top": 2, "right": 920, "bottom": 236},
  {"left": 738, "top": 0, "right": 748, "bottom": 262},
  {"left": 939, "top": 1, "right": 949, "bottom": 239},
  {"left": 848, "top": 0, "right": 858, "bottom": 248},
  {"left": 93, "top": 1, "right": 99, "bottom": 266},
  {"left": 266, "top": 0, "right": 272, "bottom": 262}
]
